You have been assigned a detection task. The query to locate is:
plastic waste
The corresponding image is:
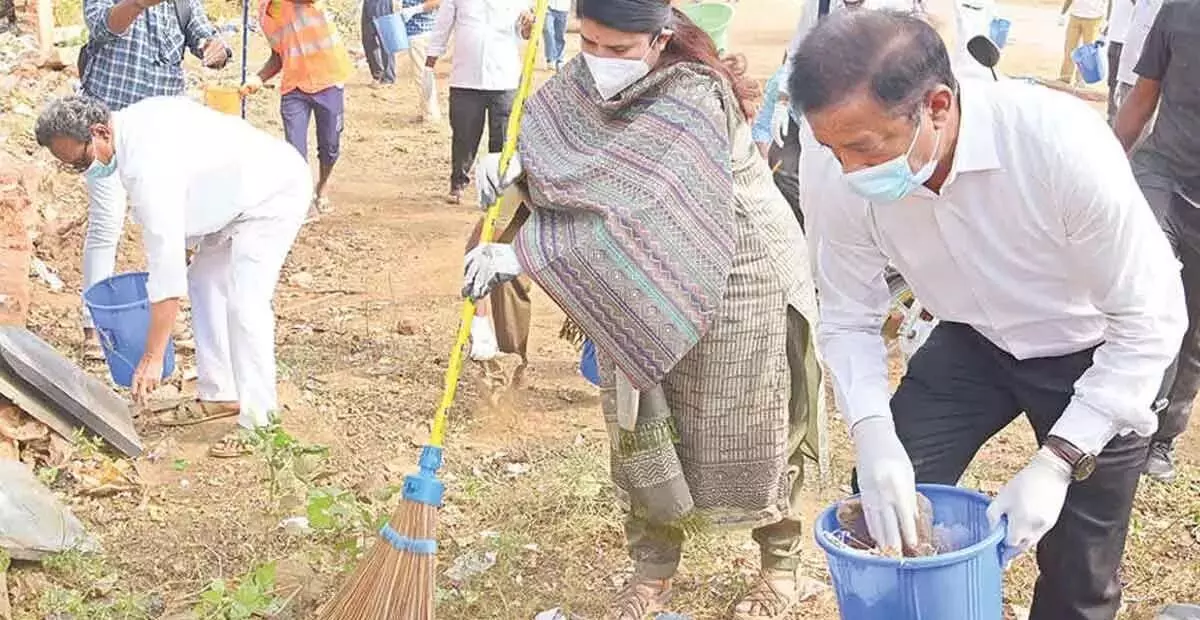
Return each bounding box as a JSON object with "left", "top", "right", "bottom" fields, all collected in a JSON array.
[{"left": 0, "top": 459, "right": 97, "bottom": 560}]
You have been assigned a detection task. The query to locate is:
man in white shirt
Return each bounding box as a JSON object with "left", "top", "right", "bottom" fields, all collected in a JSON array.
[
  {"left": 1058, "top": 0, "right": 1111, "bottom": 84},
  {"left": 426, "top": 0, "right": 533, "bottom": 204},
  {"left": 1105, "top": 0, "right": 1135, "bottom": 123},
  {"left": 1112, "top": 0, "right": 1163, "bottom": 143},
  {"left": 35, "top": 95, "right": 312, "bottom": 458},
  {"left": 789, "top": 11, "right": 1183, "bottom": 619}
]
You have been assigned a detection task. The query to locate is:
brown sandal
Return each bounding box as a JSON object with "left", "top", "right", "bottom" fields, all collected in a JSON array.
[
  {"left": 604, "top": 577, "right": 672, "bottom": 620},
  {"left": 208, "top": 430, "right": 253, "bottom": 458},
  {"left": 731, "top": 571, "right": 802, "bottom": 620},
  {"left": 159, "top": 401, "right": 240, "bottom": 427}
]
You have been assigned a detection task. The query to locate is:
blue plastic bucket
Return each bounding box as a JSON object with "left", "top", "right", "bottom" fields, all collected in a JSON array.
[
  {"left": 579, "top": 339, "right": 600, "bottom": 386},
  {"left": 989, "top": 18, "right": 1011, "bottom": 48},
  {"left": 815, "top": 484, "right": 1005, "bottom": 620},
  {"left": 1071, "top": 41, "right": 1106, "bottom": 84},
  {"left": 83, "top": 272, "right": 176, "bottom": 388},
  {"left": 373, "top": 13, "right": 410, "bottom": 54}
]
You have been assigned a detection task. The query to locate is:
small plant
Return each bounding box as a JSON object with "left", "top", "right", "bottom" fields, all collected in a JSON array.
[
  {"left": 245, "top": 416, "right": 329, "bottom": 506},
  {"left": 172, "top": 458, "right": 190, "bottom": 471},
  {"left": 305, "top": 485, "right": 398, "bottom": 562},
  {"left": 72, "top": 428, "right": 106, "bottom": 459},
  {"left": 195, "top": 562, "right": 284, "bottom": 620}
]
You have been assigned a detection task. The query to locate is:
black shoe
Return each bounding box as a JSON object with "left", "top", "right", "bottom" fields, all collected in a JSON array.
[{"left": 1145, "top": 440, "right": 1177, "bottom": 483}]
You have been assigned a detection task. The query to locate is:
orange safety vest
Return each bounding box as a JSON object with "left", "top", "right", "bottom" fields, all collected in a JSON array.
[{"left": 259, "top": 0, "right": 353, "bottom": 94}]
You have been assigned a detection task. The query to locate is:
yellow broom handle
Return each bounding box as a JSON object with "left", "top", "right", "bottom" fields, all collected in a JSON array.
[{"left": 429, "top": 0, "right": 550, "bottom": 449}]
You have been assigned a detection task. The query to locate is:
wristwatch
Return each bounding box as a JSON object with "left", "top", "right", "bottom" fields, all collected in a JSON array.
[{"left": 1045, "top": 435, "right": 1097, "bottom": 482}]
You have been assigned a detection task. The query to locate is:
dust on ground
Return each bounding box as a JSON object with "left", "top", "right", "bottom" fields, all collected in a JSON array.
[{"left": 6, "top": 0, "right": 1199, "bottom": 618}]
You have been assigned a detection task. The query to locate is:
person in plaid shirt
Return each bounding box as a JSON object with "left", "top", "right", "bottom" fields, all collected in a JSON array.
[{"left": 78, "top": 0, "right": 229, "bottom": 360}]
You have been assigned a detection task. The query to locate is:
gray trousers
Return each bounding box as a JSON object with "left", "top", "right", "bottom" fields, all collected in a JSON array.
[
  {"left": 875, "top": 322, "right": 1152, "bottom": 620},
  {"left": 1134, "top": 160, "right": 1200, "bottom": 444},
  {"left": 448, "top": 87, "right": 515, "bottom": 192}
]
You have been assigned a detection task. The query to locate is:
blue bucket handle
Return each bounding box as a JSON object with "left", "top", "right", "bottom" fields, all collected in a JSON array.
[
  {"left": 95, "top": 325, "right": 139, "bottom": 372},
  {"left": 996, "top": 517, "right": 1021, "bottom": 568}
]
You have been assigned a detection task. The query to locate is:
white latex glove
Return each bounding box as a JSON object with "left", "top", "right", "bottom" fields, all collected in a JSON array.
[
  {"left": 401, "top": 5, "right": 424, "bottom": 21},
  {"left": 852, "top": 416, "right": 919, "bottom": 553},
  {"left": 771, "top": 102, "right": 791, "bottom": 146},
  {"left": 1057, "top": 13, "right": 1067, "bottom": 26},
  {"left": 462, "top": 243, "right": 522, "bottom": 300},
  {"left": 476, "top": 152, "right": 522, "bottom": 209},
  {"left": 986, "top": 446, "right": 1072, "bottom": 555}
]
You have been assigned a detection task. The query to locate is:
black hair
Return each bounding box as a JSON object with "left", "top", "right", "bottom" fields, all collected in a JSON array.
[
  {"left": 576, "top": 0, "right": 672, "bottom": 33},
  {"left": 787, "top": 9, "right": 957, "bottom": 117}
]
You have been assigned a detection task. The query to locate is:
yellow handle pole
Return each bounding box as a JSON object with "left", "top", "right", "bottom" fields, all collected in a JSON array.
[{"left": 429, "top": 0, "right": 550, "bottom": 449}]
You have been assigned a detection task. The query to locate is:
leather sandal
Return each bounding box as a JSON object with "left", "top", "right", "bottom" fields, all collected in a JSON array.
[{"left": 604, "top": 577, "right": 672, "bottom": 620}]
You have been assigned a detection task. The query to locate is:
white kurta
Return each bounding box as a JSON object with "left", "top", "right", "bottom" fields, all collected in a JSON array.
[{"left": 108, "top": 95, "right": 312, "bottom": 427}]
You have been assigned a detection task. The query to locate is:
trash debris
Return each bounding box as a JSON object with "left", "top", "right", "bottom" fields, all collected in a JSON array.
[
  {"left": 1158, "top": 604, "right": 1200, "bottom": 620},
  {"left": 534, "top": 609, "right": 578, "bottom": 620},
  {"left": 833, "top": 492, "right": 936, "bottom": 557},
  {"left": 29, "top": 258, "right": 62, "bottom": 292},
  {"left": 655, "top": 614, "right": 694, "bottom": 620},
  {"left": 444, "top": 550, "right": 497, "bottom": 582},
  {"left": 279, "top": 516, "right": 313, "bottom": 536},
  {"left": 0, "top": 459, "right": 97, "bottom": 560}
]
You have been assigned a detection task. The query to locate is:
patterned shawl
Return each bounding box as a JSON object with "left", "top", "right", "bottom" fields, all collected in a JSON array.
[{"left": 514, "top": 58, "right": 737, "bottom": 391}]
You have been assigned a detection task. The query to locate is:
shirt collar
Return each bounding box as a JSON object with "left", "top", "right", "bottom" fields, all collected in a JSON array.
[{"left": 947, "top": 80, "right": 1003, "bottom": 178}]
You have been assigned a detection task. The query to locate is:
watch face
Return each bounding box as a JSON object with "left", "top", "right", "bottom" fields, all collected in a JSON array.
[{"left": 1075, "top": 454, "right": 1097, "bottom": 481}]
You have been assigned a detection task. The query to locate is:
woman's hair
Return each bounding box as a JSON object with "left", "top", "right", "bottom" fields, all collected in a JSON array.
[
  {"left": 576, "top": 0, "right": 759, "bottom": 121},
  {"left": 661, "top": 9, "right": 759, "bottom": 121}
]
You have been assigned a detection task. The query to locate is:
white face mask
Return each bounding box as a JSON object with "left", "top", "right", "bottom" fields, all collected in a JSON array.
[
  {"left": 582, "top": 31, "right": 670, "bottom": 100},
  {"left": 582, "top": 53, "right": 651, "bottom": 100}
]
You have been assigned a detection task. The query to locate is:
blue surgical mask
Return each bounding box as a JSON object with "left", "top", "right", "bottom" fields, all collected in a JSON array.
[
  {"left": 843, "top": 115, "right": 941, "bottom": 203},
  {"left": 83, "top": 153, "right": 118, "bottom": 180}
]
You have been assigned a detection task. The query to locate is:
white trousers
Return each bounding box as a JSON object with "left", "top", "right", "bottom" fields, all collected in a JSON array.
[
  {"left": 407, "top": 34, "right": 441, "bottom": 120},
  {"left": 188, "top": 185, "right": 310, "bottom": 429},
  {"left": 82, "top": 172, "right": 130, "bottom": 328}
]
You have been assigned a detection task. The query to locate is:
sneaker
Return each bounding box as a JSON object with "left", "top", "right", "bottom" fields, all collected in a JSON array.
[{"left": 1145, "top": 440, "right": 1177, "bottom": 482}]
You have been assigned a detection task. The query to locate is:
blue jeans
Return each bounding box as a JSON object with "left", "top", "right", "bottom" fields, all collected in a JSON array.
[{"left": 542, "top": 8, "right": 567, "bottom": 64}]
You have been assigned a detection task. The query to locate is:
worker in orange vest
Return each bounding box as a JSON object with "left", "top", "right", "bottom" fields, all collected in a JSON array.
[{"left": 243, "top": 0, "right": 353, "bottom": 220}]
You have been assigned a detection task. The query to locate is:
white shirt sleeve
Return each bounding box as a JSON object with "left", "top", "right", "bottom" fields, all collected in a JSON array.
[
  {"left": 427, "top": 0, "right": 456, "bottom": 58},
  {"left": 1048, "top": 104, "right": 1186, "bottom": 455},
  {"left": 127, "top": 173, "right": 190, "bottom": 303},
  {"left": 804, "top": 142, "right": 896, "bottom": 429}
]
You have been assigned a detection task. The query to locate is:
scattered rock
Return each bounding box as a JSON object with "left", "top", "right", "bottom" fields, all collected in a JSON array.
[
  {"left": 288, "top": 271, "right": 315, "bottom": 289},
  {"left": 395, "top": 317, "right": 417, "bottom": 336}
]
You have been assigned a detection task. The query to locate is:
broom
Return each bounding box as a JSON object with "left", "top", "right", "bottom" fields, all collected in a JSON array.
[{"left": 318, "top": 1, "right": 550, "bottom": 617}]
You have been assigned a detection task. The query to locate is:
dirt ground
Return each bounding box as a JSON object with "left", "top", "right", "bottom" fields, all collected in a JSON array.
[{"left": 9, "top": 0, "right": 1200, "bottom": 618}]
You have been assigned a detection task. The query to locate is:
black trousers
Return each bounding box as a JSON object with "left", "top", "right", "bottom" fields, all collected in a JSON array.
[
  {"left": 1106, "top": 41, "right": 1124, "bottom": 125},
  {"left": 448, "top": 87, "right": 515, "bottom": 192},
  {"left": 767, "top": 117, "right": 803, "bottom": 230},
  {"left": 874, "top": 322, "right": 1152, "bottom": 620}
]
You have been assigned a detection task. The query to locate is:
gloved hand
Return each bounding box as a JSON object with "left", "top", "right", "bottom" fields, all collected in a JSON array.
[
  {"left": 771, "top": 102, "right": 791, "bottom": 146},
  {"left": 401, "top": 5, "right": 424, "bottom": 21},
  {"left": 986, "top": 446, "right": 1072, "bottom": 555},
  {"left": 1057, "top": 13, "right": 1067, "bottom": 26},
  {"left": 462, "top": 243, "right": 522, "bottom": 300},
  {"left": 476, "top": 152, "right": 523, "bottom": 209},
  {"left": 852, "top": 416, "right": 919, "bottom": 553}
]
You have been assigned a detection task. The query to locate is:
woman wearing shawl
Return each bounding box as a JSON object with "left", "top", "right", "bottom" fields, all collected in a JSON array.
[{"left": 462, "top": 1, "right": 822, "bottom": 617}]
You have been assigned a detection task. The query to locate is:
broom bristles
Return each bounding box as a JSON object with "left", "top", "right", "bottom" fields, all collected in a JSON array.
[{"left": 320, "top": 499, "right": 440, "bottom": 620}]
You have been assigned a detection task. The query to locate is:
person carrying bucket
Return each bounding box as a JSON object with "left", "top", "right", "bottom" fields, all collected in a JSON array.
[
  {"left": 464, "top": 1, "right": 825, "bottom": 617},
  {"left": 35, "top": 95, "right": 312, "bottom": 459},
  {"left": 1114, "top": 0, "right": 1200, "bottom": 484},
  {"left": 77, "top": 0, "right": 230, "bottom": 363},
  {"left": 792, "top": 11, "right": 1182, "bottom": 620},
  {"left": 242, "top": 0, "right": 353, "bottom": 220},
  {"left": 1057, "top": 0, "right": 1109, "bottom": 84}
]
